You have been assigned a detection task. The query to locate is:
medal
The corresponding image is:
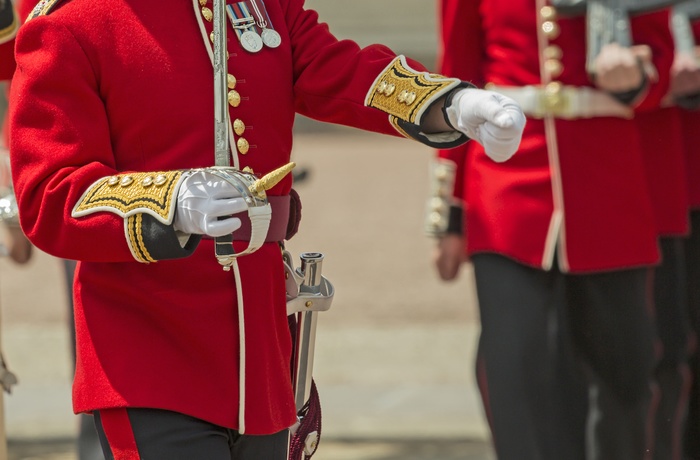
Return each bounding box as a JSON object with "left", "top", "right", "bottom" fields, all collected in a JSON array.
[
  {"left": 260, "top": 28, "right": 281, "bottom": 48},
  {"left": 226, "top": 3, "right": 263, "bottom": 53},
  {"left": 249, "top": 0, "right": 281, "bottom": 48},
  {"left": 240, "top": 29, "right": 264, "bottom": 53}
]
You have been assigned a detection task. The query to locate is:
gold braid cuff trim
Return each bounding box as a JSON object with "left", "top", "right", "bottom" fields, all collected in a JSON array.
[
  {"left": 365, "top": 56, "right": 462, "bottom": 125},
  {"left": 389, "top": 116, "right": 410, "bottom": 138},
  {"left": 27, "top": 0, "right": 66, "bottom": 21},
  {"left": 72, "top": 171, "right": 184, "bottom": 225},
  {"left": 125, "top": 214, "right": 155, "bottom": 264},
  {"left": 0, "top": 4, "right": 18, "bottom": 44}
]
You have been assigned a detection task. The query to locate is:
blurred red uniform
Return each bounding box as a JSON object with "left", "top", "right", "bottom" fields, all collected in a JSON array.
[{"left": 432, "top": 1, "right": 673, "bottom": 459}]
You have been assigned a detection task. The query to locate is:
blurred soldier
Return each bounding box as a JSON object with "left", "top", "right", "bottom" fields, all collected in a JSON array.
[
  {"left": 666, "top": 3, "right": 700, "bottom": 459},
  {"left": 0, "top": 0, "right": 28, "bottom": 264},
  {"left": 0, "top": 4, "right": 27, "bottom": 458},
  {"left": 430, "top": 1, "right": 675, "bottom": 459},
  {"left": 0, "top": 0, "right": 18, "bottom": 80},
  {"left": 8, "top": 0, "right": 525, "bottom": 457},
  {"left": 635, "top": 7, "right": 693, "bottom": 459}
]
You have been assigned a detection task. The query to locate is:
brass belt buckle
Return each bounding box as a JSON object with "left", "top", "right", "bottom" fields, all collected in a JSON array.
[{"left": 540, "top": 82, "right": 570, "bottom": 117}]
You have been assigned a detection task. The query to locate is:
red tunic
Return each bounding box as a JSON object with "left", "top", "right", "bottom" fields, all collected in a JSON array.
[
  {"left": 437, "top": 0, "right": 670, "bottom": 272},
  {"left": 636, "top": 106, "right": 689, "bottom": 236},
  {"left": 681, "top": 108, "right": 700, "bottom": 209},
  {"left": 10, "top": 0, "right": 459, "bottom": 434},
  {"left": 680, "top": 19, "right": 700, "bottom": 210}
]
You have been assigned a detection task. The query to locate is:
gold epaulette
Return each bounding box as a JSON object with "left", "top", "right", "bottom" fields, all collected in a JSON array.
[
  {"left": 72, "top": 171, "right": 184, "bottom": 224},
  {"left": 365, "top": 56, "right": 462, "bottom": 125},
  {"left": 26, "top": 0, "right": 67, "bottom": 22}
]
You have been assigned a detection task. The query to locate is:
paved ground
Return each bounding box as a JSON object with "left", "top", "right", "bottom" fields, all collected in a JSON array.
[{"left": 7, "top": 439, "right": 494, "bottom": 460}]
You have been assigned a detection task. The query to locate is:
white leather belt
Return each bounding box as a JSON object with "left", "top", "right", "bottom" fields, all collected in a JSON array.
[{"left": 486, "top": 83, "right": 634, "bottom": 119}]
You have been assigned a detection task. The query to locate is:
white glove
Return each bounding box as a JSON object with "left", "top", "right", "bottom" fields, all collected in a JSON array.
[
  {"left": 444, "top": 88, "right": 526, "bottom": 163},
  {"left": 173, "top": 170, "right": 248, "bottom": 237}
]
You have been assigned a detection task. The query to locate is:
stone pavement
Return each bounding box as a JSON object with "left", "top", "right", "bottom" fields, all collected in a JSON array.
[{"left": 0, "top": 128, "right": 495, "bottom": 459}]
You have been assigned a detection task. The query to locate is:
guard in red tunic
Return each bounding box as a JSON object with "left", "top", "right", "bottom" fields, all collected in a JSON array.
[
  {"left": 667, "top": 4, "right": 700, "bottom": 459},
  {"left": 8, "top": 0, "right": 525, "bottom": 457},
  {"left": 429, "top": 1, "right": 674, "bottom": 459},
  {"left": 638, "top": 5, "right": 698, "bottom": 459}
]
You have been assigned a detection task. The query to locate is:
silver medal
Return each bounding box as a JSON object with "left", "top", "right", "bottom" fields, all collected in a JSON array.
[
  {"left": 260, "top": 28, "right": 281, "bottom": 48},
  {"left": 240, "top": 30, "right": 263, "bottom": 53}
]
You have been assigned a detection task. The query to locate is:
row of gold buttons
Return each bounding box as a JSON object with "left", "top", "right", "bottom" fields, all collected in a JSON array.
[
  {"left": 540, "top": 5, "right": 563, "bottom": 80},
  {"left": 201, "top": 0, "right": 251, "bottom": 156},
  {"left": 540, "top": 4, "right": 569, "bottom": 115},
  {"left": 426, "top": 162, "right": 455, "bottom": 231},
  {"left": 107, "top": 174, "right": 169, "bottom": 188}
]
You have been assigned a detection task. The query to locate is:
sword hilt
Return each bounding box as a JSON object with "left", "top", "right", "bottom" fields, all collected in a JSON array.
[
  {"left": 300, "top": 253, "right": 323, "bottom": 291},
  {"left": 292, "top": 252, "right": 325, "bottom": 413}
]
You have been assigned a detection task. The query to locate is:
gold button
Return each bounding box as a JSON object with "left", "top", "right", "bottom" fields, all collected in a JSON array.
[
  {"left": 209, "top": 31, "right": 214, "bottom": 43},
  {"left": 430, "top": 198, "right": 446, "bottom": 212},
  {"left": 305, "top": 301, "right": 313, "bottom": 308},
  {"left": 541, "top": 21, "right": 560, "bottom": 39},
  {"left": 237, "top": 137, "right": 250, "bottom": 155},
  {"left": 198, "top": 0, "right": 206, "bottom": 6},
  {"left": 435, "top": 166, "right": 449, "bottom": 180},
  {"left": 201, "top": 7, "right": 212, "bottom": 21},
  {"left": 397, "top": 89, "right": 409, "bottom": 103},
  {"left": 384, "top": 83, "right": 396, "bottom": 96},
  {"left": 405, "top": 92, "right": 417, "bottom": 105},
  {"left": 540, "top": 6, "right": 556, "bottom": 20},
  {"left": 142, "top": 176, "right": 154, "bottom": 187},
  {"left": 120, "top": 176, "right": 133, "bottom": 187},
  {"left": 545, "top": 81, "right": 563, "bottom": 96},
  {"left": 543, "top": 45, "right": 563, "bottom": 60},
  {"left": 544, "top": 59, "right": 563, "bottom": 78},
  {"left": 233, "top": 119, "right": 246, "bottom": 136},
  {"left": 228, "top": 90, "right": 241, "bottom": 107},
  {"left": 227, "top": 74, "right": 237, "bottom": 89},
  {"left": 107, "top": 176, "right": 120, "bottom": 186},
  {"left": 154, "top": 174, "right": 168, "bottom": 186}
]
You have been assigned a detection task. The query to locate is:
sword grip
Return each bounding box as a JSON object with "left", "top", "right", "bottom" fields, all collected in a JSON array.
[
  {"left": 299, "top": 252, "right": 323, "bottom": 290},
  {"left": 292, "top": 252, "right": 325, "bottom": 413}
]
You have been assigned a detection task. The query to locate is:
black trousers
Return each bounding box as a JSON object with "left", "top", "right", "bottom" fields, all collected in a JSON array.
[
  {"left": 471, "top": 253, "right": 656, "bottom": 460},
  {"left": 684, "top": 211, "right": 700, "bottom": 460},
  {"left": 94, "top": 408, "right": 289, "bottom": 460},
  {"left": 652, "top": 237, "right": 692, "bottom": 460}
]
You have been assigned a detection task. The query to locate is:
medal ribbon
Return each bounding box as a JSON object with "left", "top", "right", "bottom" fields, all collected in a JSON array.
[
  {"left": 226, "top": 2, "right": 258, "bottom": 40},
  {"left": 248, "top": 0, "right": 275, "bottom": 30}
]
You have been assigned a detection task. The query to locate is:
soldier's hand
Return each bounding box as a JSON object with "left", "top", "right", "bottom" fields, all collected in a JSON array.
[
  {"left": 593, "top": 43, "right": 656, "bottom": 93},
  {"left": 669, "top": 50, "right": 700, "bottom": 99},
  {"left": 173, "top": 170, "right": 247, "bottom": 237},
  {"left": 433, "top": 234, "right": 467, "bottom": 281},
  {"left": 444, "top": 88, "right": 526, "bottom": 163}
]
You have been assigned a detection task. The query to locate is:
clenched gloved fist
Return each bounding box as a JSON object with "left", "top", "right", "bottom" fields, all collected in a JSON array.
[
  {"left": 173, "top": 170, "right": 248, "bottom": 237},
  {"left": 444, "top": 88, "right": 526, "bottom": 163}
]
